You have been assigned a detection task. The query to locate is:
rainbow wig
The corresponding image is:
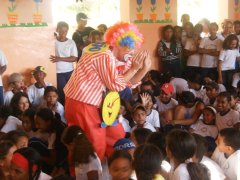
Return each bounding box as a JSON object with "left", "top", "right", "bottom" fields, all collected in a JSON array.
[{"left": 104, "top": 22, "right": 144, "bottom": 49}]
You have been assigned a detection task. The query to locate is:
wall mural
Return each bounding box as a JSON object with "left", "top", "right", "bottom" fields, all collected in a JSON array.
[
  {"left": 234, "top": 0, "right": 240, "bottom": 19},
  {"left": 0, "top": 0, "right": 48, "bottom": 28},
  {"left": 134, "top": 0, "right": 173, "bottom": 24}
]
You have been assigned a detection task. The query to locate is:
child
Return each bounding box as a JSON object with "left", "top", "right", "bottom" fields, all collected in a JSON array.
[
  {"left": 118, "top": 100, "right": 131, "bottom": 136},
  {"left": 192, "top": 134, "right": 226, "bottom": 180},
  {"left": 212, "top": 128, "right": 240, "bottom": 180},
  {"left": 173, "top": 26, "right": 182, "bottom": 43},
  {"left": 0, "top": 106, "right": 12, "bottom": 134},
  {"left": 191, "top": 106, "right": 218, "bottom": 139},
  {"left": 184, "top": 23, "right": 203, "bottom": 74},
  {"left": 166, "top": 129, "right": 209, "bottom": 180},
  {"left": 229, "top": 89, "right": 240, "bottom": 113},
  {"left": 199, "top": 22, "right": 222, "bottom": 77},
  {"left": 131, "top": 105, "right": 156, "bottom": 132},
  {"left": 0, "top": 49, "right": 8, "bottom": 106},
  {"left": 187, "top": 72, "right": 206, "bottom": 100},
  {"left": 1, "top": 92, "right": 30, "bottom": 133},
  {"left": 21, "top": 108, "right": 36, "bottom": 138},
  {"left": 0, "top": 141, "right": 17, "bottom": 180},
  {"left": 134, "top": 144, "right": 164, "bottom": 180},
  {"left": 108, "top": 150, "right": 133, "bottom": 180},
  {"left": 234, "top": 20, "right": 240, "bottom": 44},
  {"left": 217, "top": 20, "right": 233, "bottom": 41},
  {"left": 50, "top": 21, "right": 78, "bottom": 105},
  {"left": 30, "top": 108, "right": 66, "bottom": 174},
  {"left": 113, "top": 138, "right": 136, "bottom": 158},
  {"left": 97, "top": 24, "right": 107, "bottom": 34},
  {"left": 131, "top": 128, "right": 152, "bottom": 147},
  {"left": 157, "top": 25, "right": 182, "bottom": 77},
  {"left": 4, "top": 130, "right": 28, "bottom": 149},
  {"left": 203, "top": 81, "right": 219, "bottom": 106},
  {"left": 217, "top": 34, "right": 240, "bottom": 89},
  {"left": 139, "top": 92, "right": 160, "bottom": 130},
  {"left": 10, "top": 147, "right": 51, "bottom": 180},
  {"left": 156, "top": 83, "right": 178, "bottom": 125},
  {"left": 27, "top": 66, "right": 52, "bottom": 108},
  {"left": 203, "top": 73, "right": 226, "bottom": 93},
  {"left": 216, "top": 92, "right": 240, "bottom": 130},
  {"left": 61, "top": 125, "right": 102, "bottom": 180},
  {"left": 88, "top": 30, "right": 103, "bottom": 43},
  {"left": 41, "top": 86, "right": 66, "bottom": 124},
  {"left": 181, "top": 22, "right": 194, "bottom": 47},
  {"left": 4, "top": 73, "right": 26, "bottom": 106}
]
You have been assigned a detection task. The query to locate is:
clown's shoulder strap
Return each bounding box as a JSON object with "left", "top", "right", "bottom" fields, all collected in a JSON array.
[{"left": 83, "top": 42, "right": 109, "bottom": 54}]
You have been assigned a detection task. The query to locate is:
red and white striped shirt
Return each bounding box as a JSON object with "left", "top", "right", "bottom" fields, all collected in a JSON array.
[{"left": 64, "top": 50, "right": 130, "bottom": 107}]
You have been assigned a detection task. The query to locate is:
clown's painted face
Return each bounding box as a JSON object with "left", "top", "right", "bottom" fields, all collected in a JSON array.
[{"left": 113, "top": 46, "right": 135, "bottom": 62}]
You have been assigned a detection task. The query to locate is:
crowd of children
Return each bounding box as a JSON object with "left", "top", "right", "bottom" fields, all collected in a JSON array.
[{"left": 0, "top": 12, "right": 240, "bottom": 180}]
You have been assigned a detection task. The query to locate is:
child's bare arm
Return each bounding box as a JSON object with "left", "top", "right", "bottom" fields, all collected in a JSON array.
[
  {"left": 50, "top": 55, "right": 78, "bottom": 63},
  {"left": 217, "top": 60, "right": 223, "bottom": 84}
]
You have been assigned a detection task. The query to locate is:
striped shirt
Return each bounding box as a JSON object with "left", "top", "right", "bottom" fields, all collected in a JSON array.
[{"left": 64, "top": 50, "right": 130, "bottom": 107}]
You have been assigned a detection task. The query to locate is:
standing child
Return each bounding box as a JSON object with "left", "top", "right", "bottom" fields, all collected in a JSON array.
[
  {"left": 234, "top": 20, "right": 240, "bottom": 44},
  {"left": 212, "top": 128, "right": 240, "bottom": 180},
  {"left": 217, "top": 34, "right": 240, "bottom": 89},
  {"left": 131, "top": 105, "right": 156, "bottom": 132},
  {"left": 27, "top": 66, "right": 52, "bottom": 108},
  {"left": 157, "top": 25, "right": 182, "bottom": 77},
  {"left": 4, "top": 73, "right": 26, "bottom": 106},
  {"left": 216, "top": 92, "right": 240, "bottom": 130},
  {"left": 217, "top": 20, "right": 233, "bottom": 41},
  {"left": 199, "top": 23, "right": 222, "bottom": 77},
  {"left": 50, "top": 21, "right": 78, "bottom": 105},
  {"left": 61, "top": 125, "right": 102, "bottom": 180},
  {"left": 0, "top": 49, "right": 8, "bottom": 106}
]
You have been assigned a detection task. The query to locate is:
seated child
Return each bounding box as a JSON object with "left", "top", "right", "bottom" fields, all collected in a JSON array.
[
  {"left": 3, "top": 130, "right": 28, "bottom": 149},
  {"left": 166, "top": 129, "right": 210, "bottom": 180},
  {"left": 138, "top": 91, "right": 160, "bottom": 130},
  {"left": 131, "top": 128, "right": 152, "bottom": 147},
  {"left": 0, "top": 141, "right": 17, "bottom": 179},
  {"left": 192, "top": 134, "right": 226, "bottom": 180},
  {"left": 108, "top": 150, "right": 133, "bottom": 180},
  {"left": 212, "top": 128, "right": 240, "bottom": 180},
  {"left": 0, "top": 106, "right": 12, "bottom": 135},
  {"left": 61, "top": 125, "right": 102, "bottom": 180},
  {"left": 229, "top": 89, "right": 240, "bottom": 113},
  {"left": 27, "top": 66, "right": 51, "bottom": 108},
  {"left": 203, "top": 73, "right": 226, "bottom": 93},
  {"left": 216, "top": 92, "right": 240, "bottom": 130},
  {"left": 117, "top": 100, "right": 131, "bottom": 137},
  {"left": 156, "top": 83, "right": 178, "bottom": 126},
  {"left": 113, "top": 138, "right": 136, "bottom": 158},
  {"left": 41, "top": 86, "right": 66, "bottom": 124},
  {"left": 4, "top": 73, "right": 26, "bottom": 106},
  {"left": 21, "top": 108, "right": 36, "bottom": 138},
  {"left": 203, "top": 82, "right": 219, "bottom": 107},
  {"left": 131, "top": 105, "right": 156, "bottom": 132},
  {"left": 191, "top": 106, "right": 218, "bottom": 139}
]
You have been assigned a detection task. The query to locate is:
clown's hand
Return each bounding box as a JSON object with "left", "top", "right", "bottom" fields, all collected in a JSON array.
[
  {"left": 131, "top": 50, "right": 148, "bottom": 71},
  {"left": 143, "top": 51, "right": 151, "bottom": 70}
]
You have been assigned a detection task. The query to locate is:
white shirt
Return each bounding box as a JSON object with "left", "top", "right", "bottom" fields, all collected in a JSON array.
[
  {"left": 218, "top": 84, "right": 226, "bottom": 92},
  {"left": 38, "top": 172, "right": 52, "bottom": 180},
  {"left": 27, "top": 83, "right": 52, "bottom": 107},
  {"left": 0, "top": 116, "right": 22, "bottom": 133},
  {"left": 55, "top": 39, "right": 78, "bottom": 73},
  {"left": 190, "top": 86, "right": 206, "bottom": 100},
  {"left": 146, "top": 109, "right": 160, "bottom": 128},
  {"left": 0, "top": 49, "right": 8, "bottom": 86},
  {"left": 4, "top": 90, "right": 14, "bottom": 106},
  {"left": 156, "top": 98, "right": 178, "bottom": 113},
  {"left": 216, "top": 109, "right": 240, "bottom": 130},
  {"left": 169, "top": 163, "right": 190, "bottom": 180},
  {"left": 131, "top": 122, "right": 156, "bottom": 132},
  {"left": 200, "top": 156, "right": 225, "bottom": 180},
  {"left": 200, "top": 37, "right": 222, "bottom": 68},
  {"left": 232, "top": 72, "right": 240, "bottom": 88},
  {"left": 212, "top": 148, "right": 240, "bottom": 180},
  {"left": 219, "top": 49, "right": 240, "bottom": 70},
  {"left": 170, "top": 78, "right": 189, "bottom": 98},
  {"left": 118, "top": 115, "right": 131, "bottom": 133},
  {"left": 191, "top": 120, "right": 218, "bottom": 139},
  {"left": 185, "top": 38, "right": 201, "bottom": 67},
  {"left": 75, "top": 154, "right": 102, "bottom": 180}
]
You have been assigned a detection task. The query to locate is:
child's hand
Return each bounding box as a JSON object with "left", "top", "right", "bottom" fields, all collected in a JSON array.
[
  {"left": 140, "top": 93, "right": 150, "bottom": 107},
  {"left": 50, "top": 55, "right": 59, "bottom": 63}
]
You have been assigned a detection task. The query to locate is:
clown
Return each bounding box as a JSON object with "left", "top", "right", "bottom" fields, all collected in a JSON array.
[{"left": 64, "top": 22, "right": 151, "bottom": 159}]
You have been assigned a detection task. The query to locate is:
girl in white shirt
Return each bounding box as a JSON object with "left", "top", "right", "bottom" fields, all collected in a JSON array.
[
  {"left": 218, "top": 34, "right": 240, "bottom": 89},
  {"left": 61, "top": 125, "right": 102, "bottom": 180}
]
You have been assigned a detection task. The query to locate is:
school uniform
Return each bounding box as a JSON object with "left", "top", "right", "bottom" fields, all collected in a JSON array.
[
  {"left": 216, "top": 109, "right": 240, "bottom": 130},
  {"left": 118, "top": 115, "right": 131, "bottom": 133},
  {"left": 146, "top": 109, "right": 160, "bottom": 128},
  {"left": 191, "top": 119, "right": 218, "bottom": 139},
  {"left": 189, "top": 86, "right": 206, "bottom": 100},
  {"left": 170, "top": 77, "right": 189, "bottom": 98},
  {"left": 4, "top": 90, "right": 14, "bottom": 106},
  {"left": 199, "top": 37, "right": 222, "bottom": 77},
  {"left": 0, "top": 116, "right": 22, "bottom": 133},
  {"left": 212, "top": 148, "right": 240, "bottom": 180},
  {"left": 169, "top": 163, "right": 190, "bottom": 180},
  {"left": 0, "top": 49, "right": 8, "bottom": 105},
  {"left": 156, "top": 98, "right": 178, "bottom": 113}
]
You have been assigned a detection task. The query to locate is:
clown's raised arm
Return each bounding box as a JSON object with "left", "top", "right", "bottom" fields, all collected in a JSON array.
[{"left": 64, "top": 22, "right": 151, "bottom": 160}]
